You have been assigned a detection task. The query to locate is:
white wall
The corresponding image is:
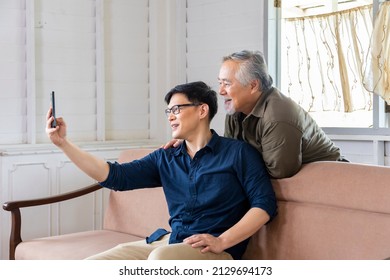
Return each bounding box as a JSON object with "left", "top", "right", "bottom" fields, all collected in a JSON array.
[
  {"left": 0, "top": 0, "right": 28, "bottom": 143},
  {"left": 185, "top": 0, "right": 266, "bottom": 134}
]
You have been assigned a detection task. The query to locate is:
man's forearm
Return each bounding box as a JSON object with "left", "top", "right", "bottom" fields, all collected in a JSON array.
[
  {"left": 58, "top": 139, "right": 110, "bottom": 182},
  {"left": 218, "top": 207, "right": 270, "bottom": 250}
]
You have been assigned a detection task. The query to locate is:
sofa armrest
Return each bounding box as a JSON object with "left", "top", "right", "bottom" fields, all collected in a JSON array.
[{"left": 2, "top": 183, "right": 102, "bottom": 260}]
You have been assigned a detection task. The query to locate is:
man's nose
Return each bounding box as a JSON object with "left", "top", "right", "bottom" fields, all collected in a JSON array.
[
  {"left": 218, "top": 84, "right": 225, "bottom": 95},
  {"left": 167, "top": 112, "right": 175, "bottom": 121}
]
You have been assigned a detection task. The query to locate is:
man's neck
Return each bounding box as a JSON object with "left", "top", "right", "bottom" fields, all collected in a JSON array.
[{"left": 185, "top": 128, "right": 213, "bottom": 159}]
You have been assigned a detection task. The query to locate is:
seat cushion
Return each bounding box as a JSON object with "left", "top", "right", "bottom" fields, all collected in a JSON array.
[{"left": 15, "top": 230, "right": 143, "bottom": 260}]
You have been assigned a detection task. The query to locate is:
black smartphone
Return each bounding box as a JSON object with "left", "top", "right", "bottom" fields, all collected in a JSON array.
[{"left": 51, "top": 91, "right": 57, "bottom": 128}]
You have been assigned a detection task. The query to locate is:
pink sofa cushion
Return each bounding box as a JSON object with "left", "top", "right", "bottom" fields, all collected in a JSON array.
[{"left": 15, "top": 230, "right": 142, "bottom": 260}]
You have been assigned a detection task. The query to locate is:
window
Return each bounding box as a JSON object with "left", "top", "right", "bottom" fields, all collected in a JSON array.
[
  {"left": 0, "top": 0, "right": 151, "bottom": 145},
  {"left": 0, "top": 0, "right": 27, "bottom": 144},
  {"left": 34, "top": 0, "right": 98, "bottom": 142},
  {"left": 271, "top": 0, "right": 390, "bottom": 131}
]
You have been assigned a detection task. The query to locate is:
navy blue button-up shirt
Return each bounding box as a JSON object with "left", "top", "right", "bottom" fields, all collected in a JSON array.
[{"left": 100, "top": 130, "right": 277, "bottom": 259}]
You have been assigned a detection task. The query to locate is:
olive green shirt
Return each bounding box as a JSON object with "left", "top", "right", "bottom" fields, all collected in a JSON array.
[{"left": 224, "top": 87, "right": 342, "bottom": 179}]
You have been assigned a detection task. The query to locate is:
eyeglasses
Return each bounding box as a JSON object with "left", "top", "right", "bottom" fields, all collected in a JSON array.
[{"left": 165, "top": 103, "right": 200, "bottom": 117}]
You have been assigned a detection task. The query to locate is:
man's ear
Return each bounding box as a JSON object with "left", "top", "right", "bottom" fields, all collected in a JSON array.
[
  {"left": 199, "top": 103, "right": 209, "bottom": 120},
  {"left": 250, "top": 79, "right": 260, "bottom": 93}
]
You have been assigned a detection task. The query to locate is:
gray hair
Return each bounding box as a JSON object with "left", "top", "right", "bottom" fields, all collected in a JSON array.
[{"left": 222, "top": 50, "right": 273, "bottom": 91}]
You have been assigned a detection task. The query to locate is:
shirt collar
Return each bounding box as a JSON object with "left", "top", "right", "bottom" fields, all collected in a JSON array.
[
  {"left": 173, "top": 129, "right": 220, "bottom": 157},
  {"left": 231, "top": 87, "right": 275, "bottom": 121},
  {"left": 249, "top": 87, "right": 274, "bottom": 118}
]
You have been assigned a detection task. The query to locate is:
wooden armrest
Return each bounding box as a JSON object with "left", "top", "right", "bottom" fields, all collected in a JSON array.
[
  {"left": 2, "top": 183, "right": 102, "bottom": 260},
  {"left": 3, "top": 183, "right": 102, "bottom": 211}
]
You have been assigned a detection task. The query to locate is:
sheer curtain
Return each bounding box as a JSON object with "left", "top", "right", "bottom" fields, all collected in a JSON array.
[
  {"left": 363, "top": 1, "right": 390, "bottom": 104},
  {"left": 282, "top": 5, "right": 373, "bottom": 113}
]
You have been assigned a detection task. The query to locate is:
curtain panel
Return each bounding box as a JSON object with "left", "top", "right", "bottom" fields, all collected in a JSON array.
[
  {"left": 282, "top": 5, "right": 373, "bottom": 113},
  {"left": 363, "top": 1, "right": 390, "bottom": 104}
]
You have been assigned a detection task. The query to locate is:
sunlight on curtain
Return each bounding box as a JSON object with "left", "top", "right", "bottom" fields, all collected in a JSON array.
[
  {"left": 282, "top": 5, "right": 373, "bottom": 113},
  {"left": 363, "top": 1, "right": 390, "bottom": 104}
]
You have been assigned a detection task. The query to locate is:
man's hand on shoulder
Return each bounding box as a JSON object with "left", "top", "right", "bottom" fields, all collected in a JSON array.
[{"left": 161, "top": 139, "right": 183, "bottom": 149}]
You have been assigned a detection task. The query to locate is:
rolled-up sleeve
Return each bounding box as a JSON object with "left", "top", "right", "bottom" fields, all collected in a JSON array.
[
  {"left": 99, "top": 152, "right": 162, "bottom": 191},
  {"left": 236, "top": 143, "right": 278, "bottom": 220}
]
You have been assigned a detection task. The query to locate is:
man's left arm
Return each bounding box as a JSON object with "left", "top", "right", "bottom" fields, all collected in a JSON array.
[{"left": 184, "top": 207, "right": 269, "bottom": 254}]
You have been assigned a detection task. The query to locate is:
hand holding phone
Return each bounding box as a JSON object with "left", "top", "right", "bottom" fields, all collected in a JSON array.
[{"left": 51, "top": 91, "right": 57, "bottom": 128}]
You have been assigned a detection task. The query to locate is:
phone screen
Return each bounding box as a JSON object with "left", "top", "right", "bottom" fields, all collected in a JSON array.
[{"left": 51, "top": 91, "right": 57, "bottom": 128}]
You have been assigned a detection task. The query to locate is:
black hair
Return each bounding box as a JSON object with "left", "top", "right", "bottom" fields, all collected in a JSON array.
[{"left": 164, "top": 81, "right": 218, "bottom": 122}]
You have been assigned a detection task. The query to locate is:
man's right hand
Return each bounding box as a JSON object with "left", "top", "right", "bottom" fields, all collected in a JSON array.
[
  {"left": 46, "top": 107, "right": 67, "bottom": 147},
  {"left": 161, "top": 139, "right": 183, "bottom": 149}
]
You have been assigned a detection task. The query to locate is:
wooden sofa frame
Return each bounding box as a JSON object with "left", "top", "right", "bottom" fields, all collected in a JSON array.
[{"left": 3, "top": 183, "right": 102, "bottom": 260}]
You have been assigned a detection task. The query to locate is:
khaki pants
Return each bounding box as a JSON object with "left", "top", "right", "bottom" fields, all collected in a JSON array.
[{"left": 86, "top": 234, "right": 233, "bottom": 260}]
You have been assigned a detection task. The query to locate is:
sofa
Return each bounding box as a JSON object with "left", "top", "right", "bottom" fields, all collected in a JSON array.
[{"left": 3, "top": 148, "right": 390, "bottom": 260}]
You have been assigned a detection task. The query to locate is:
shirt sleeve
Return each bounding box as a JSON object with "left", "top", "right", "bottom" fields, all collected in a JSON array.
[
  {"left": 236, "top": 143, "right": 278, "bottom": 220},
  {"left": 261, "top": 121, "right": 303, "bottom": 179},
  {"left": 99, "top": 150, "right": 162, "bottom": 191}
]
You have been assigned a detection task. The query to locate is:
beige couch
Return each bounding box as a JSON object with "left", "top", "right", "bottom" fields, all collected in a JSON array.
[{"left": 3, "top": 148, "right": 390, "bottom": 260}]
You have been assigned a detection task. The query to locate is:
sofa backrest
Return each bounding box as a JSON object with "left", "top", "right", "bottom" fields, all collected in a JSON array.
[
  {"left": 103, "top": 148, "right": 170, "bottom": 237},
  {"left": 243, "top": 161, "right": 390, "bottom": 260}
]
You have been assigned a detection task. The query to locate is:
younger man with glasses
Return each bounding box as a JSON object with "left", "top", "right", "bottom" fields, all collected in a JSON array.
[{"left": 46, "top": 81, "right": 277, "bottom": 260}]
